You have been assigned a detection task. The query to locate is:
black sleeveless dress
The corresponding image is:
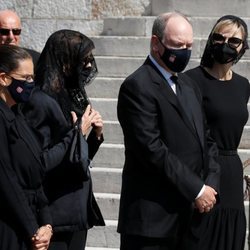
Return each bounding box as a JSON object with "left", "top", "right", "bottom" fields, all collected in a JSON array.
[{"left": 184, "top": 66, "right": 250, "bottom": 250}]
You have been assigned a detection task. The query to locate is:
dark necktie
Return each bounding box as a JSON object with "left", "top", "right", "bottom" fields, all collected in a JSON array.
[
  {"left": 170, "top": 75, "right": 181, "bottom": 96},
  {"left": 170, "top": 75, "right": 195, "bottom": 128}
]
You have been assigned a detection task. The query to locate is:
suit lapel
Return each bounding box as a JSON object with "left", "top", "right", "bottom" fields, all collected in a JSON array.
[
  {"left": 144, "top": 57, "right": 180, "bottom": 109},
  {"left": 178, "top": 77, "right": 204, "bottom": 148},
  {"left": 147, "top": 63, "right": 197, "bottom": 136},
  {"left": 13, "top": 105, "right": 43, "bottom": 167},
  {"left": 144, "top": 58, "right": 204, "bottom": 146}
]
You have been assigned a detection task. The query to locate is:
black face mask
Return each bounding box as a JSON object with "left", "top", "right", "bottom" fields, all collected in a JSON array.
[
  {"left": 64, "top": 57, "right": 98, "bottom": 118},
  {"left": 8, "top": 78, "right": 35, "bottom": 103},
  {"left": 78, "top": 56, "right": 98, "bottom": 89},
  {"left": 159, "top": 41, "right": 191, "bottom": 73},
  {"left": 211, "top": 43, "right": 238, "bottom": 64}
]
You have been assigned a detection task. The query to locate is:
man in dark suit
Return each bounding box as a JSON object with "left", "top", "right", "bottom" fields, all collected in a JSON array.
[
  {"left": 0, "top": 9, "right": 40, "bottom": 66},
  {"left": 117, "top": 12, "right": 220, "bottom": 250}
]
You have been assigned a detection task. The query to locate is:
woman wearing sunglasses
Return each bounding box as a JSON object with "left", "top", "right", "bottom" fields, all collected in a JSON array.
[
  {"left": 22, "top": 29, "right": 105, "bottom": 250},
  {"left": 0, "top": 44, "right": 54, "bottom": 250},
  {"left": 183, "top": 15, "right": 249, "bottom": 250}
]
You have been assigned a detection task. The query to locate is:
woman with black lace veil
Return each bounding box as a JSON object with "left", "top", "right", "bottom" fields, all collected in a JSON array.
[{"left": 22, "top": 30, "right": 105, "bottom": 250}]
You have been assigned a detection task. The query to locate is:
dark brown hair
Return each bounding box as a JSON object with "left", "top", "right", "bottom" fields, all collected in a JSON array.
[{"left": 0, "top": 44, "right": 32, "bottom": 73}]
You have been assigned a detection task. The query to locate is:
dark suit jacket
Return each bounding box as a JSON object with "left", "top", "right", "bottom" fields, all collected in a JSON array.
[{"left": 117, "top": 57, "right": 220, "bottom": 238}]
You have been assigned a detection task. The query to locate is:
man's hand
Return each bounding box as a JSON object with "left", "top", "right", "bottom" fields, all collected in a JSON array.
[{"left": 195, "top": 185, "right": 217, "bottom": 213}]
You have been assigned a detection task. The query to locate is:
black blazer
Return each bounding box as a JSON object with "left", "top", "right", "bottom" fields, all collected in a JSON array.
[
  {"left": 0, "top": 99, "right": 51, "bottom": 242},
  {"left": 23, "top": 88, "right": 105, "bottom": 232},
  {"left": 117, "top": 57, "right": 220, "bottom": 238}
]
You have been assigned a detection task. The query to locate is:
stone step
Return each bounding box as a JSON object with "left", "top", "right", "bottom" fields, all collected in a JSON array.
[
  {"left": 94, "top": 196, "right": 250, "bottom": 230},
  {"left": 91, "top": 167, "right": 122, "bottom": 194},
  {"left": 89, "top": 76, "right": 250, "bottom": 102},
  {"left": 151, "top": 0, "right": 250, "bottom": 17},
  {"left": 87, "top": 227, "right": 249, "bottom": 249},
  {"left": 93, "top": 144, "right": 250, "bottom": 170},
  {"left": 246, "top": 110, "right": 250, "bottom": 126},
  {"left": 90, "top": 120, "right": 250, "bottom": 148},
  {"left": 90, "top": 132, "right": 250, "bottom": 168},
  {"left": 102, "top": 16, "right": 250, "bottom": 38},
  {"left": 89, "top": 59, "right": 250, "bottom": 101},
  {"left": 86, "top": 248, "right": 118, "bottom": 250},
  {"left": 90, "top": 98, "right": 250, "bottom": 133},
  {"left": 94, "top": 194, "right": 250, "bottom": 228},
  {"left": 92, "top": 36, "right": 250, "bottom": 59},
  {"left": 92, "top": 36, "right": 150, "bottom": 57},
  {"left": 95, "top": 56, "right": 250, "bottom": 80},
  {"left": 241, "top": 126, "right": 250, "bottom": 148},
  {"left": 95, "top": 193, "right": 119, "bottom": 220},
  {"left": 95, "top": 56, "right": 144, "bottom": 78},
  {"left": 95, "top": 195, "right": 250, "bottom": 229},
  {"left": 90, "top": 98, "right": 117, "bottom": 121},
  {"left": 86, "top": 214, "right": 250, "bottom": 249},
  {"left": 101, "top": 121, "right": 122, "bottom": 144},
  {"left": 92, "top": 166, "right": 250, "bottom": 194},
  {"left": 102, "top": 17, "right": 153, "bottom": 37},
  {"left": 88, "top": 193, "right": 250, "bottom": 249},
  {"left": 245, "top": 202, "right": 250, "bottom": 225},
  {"left": 86, "top": 220, "right": 119, "bottom": 248},
  {"left": 91, "top": 144, "right": 124, "bottom": 169},
  {"left": 91, "top": 147, "right": 250, "bottom": 192},
  {"left": 86, "top": 77, "right": 123, "bottom": 99}
]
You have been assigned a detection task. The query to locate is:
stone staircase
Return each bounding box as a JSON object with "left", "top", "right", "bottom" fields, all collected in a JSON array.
[{"left": 84, "top": 0, "right": 250, "bottom": 249}]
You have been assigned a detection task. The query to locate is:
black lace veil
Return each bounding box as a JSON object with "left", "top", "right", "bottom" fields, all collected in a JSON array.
[{"left": 35, "top": 29, "right": 98, "bottom": 123}]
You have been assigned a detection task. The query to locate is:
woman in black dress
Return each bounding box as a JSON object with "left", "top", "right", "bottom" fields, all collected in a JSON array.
[
  {"left": 22, "top": 30, "right": 105, "bottom": 250},
  {"left": 184, "top": 15, "right": 249, "bottom": 250}
]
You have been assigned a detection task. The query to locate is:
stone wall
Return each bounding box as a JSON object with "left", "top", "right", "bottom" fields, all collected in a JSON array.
[{"left": 0, "top": 0, "right": 151, "bottom": 52}]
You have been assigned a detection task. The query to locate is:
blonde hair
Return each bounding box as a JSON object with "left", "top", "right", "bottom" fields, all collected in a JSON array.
[{"left": 212, "top": 19, "right": 246, "bottom": 39}]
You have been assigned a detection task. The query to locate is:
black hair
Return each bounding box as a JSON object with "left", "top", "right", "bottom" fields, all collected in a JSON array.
[
  {"left": 201, "top": 15, "right": 249, "bottom": 67},
  {"left": 35, "top": 29, "right": 96, "bottom": 91},
  {"left": 0, "top": 44, "right": 32, "bottom": 73},
  {"left": 35, "top": 29, "right": 97, "bottom": 123}
]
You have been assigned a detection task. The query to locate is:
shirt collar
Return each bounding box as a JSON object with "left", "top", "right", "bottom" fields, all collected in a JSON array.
[
  {"left": 149, "top": 54, "right": 177, "bottom": 91},
  {"left": 149, "top": 54, "right": 172, "bottom": 82}
]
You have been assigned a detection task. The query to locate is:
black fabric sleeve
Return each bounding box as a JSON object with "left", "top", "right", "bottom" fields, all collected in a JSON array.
[{"left": 0, "top": 114, "right": 39, "bottom": 238}]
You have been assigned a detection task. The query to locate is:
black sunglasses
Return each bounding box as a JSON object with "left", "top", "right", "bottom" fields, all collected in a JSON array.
[
  {"left": 212, "top": 33, "right": 243, "bottom": 49},
  {"left": 0, "top": 28, "right": 22, "bottom": 36}
]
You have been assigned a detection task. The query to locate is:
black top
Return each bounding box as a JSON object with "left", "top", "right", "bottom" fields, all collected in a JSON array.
[
  {"left": 185, "top": 66, "right": 250, "bottom": 150},
  {"left": 0, "top": 98, "right": 48, "bottom": 239},
  {"left": 0, "top": 93, "right": 79, "bottom": 241}
]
